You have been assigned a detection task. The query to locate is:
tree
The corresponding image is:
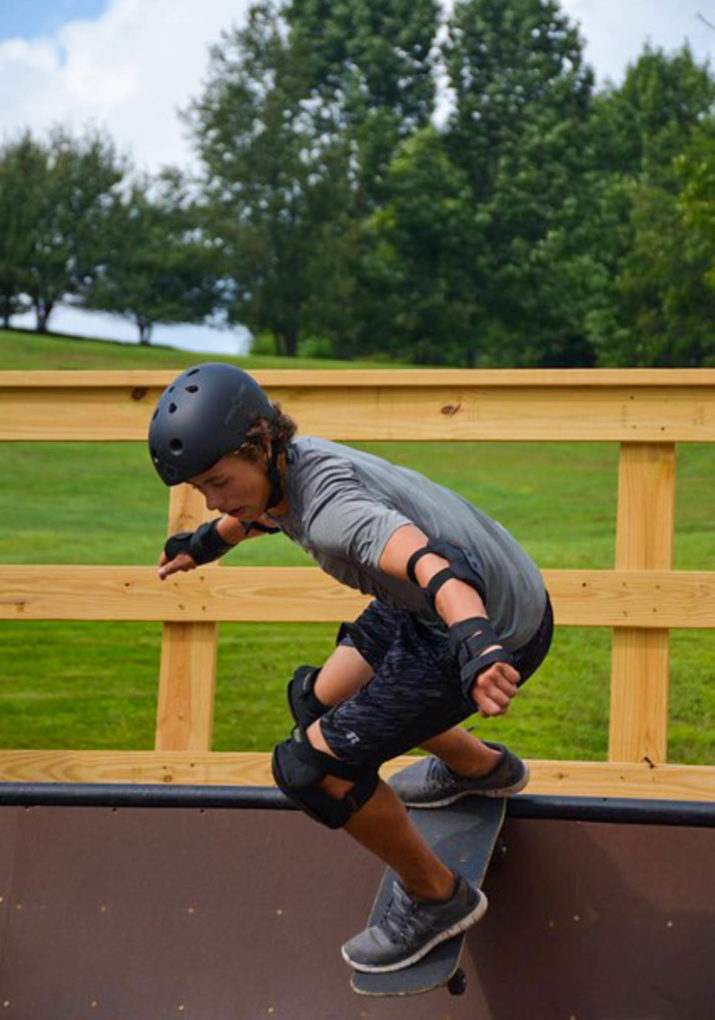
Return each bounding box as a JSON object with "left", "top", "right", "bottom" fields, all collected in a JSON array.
[
  {"left": 586, "top": 46, "right": 715, "bottom": 365},
  {"left": 367, "top": 0, "right": 599, "bottom": 366},
  {"left": 25, "top": 128, "right": 126, "bottom": 332},
  {"left": 287, "top": 0, "right": 439, "bottom": 210},
  {"left": 0, "top": 133, "right": 43, "bottom": 327},
  {"left": 84, "top": 171, "right": 223, "bottom": 345},
  {"left": 352, "top": 126, "right": 483, "bottom": 364},
  {"left": 592, "top": 44, "right": 715, "bottom": 182},
  {"left": 185, "top": 2, "right": 346, "bottom": 356},
  {"left": 590, "top": 121, "right": 715, "bottom": 366}
]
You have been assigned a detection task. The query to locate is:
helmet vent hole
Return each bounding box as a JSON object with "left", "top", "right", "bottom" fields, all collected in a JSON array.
[
  {"left": 187, "top": 368, "right": 200, "bottom": 376},
  {"left": 169, "top": 438, "right": 183, "bottom": 453},
  {"left": 168, "top": 402, "right": 177, "bottom": 413},
  {"left": 152, "top": 409, "right": 158, "bottom": 420},
  {"left": 185, "top": 384, "right": 199, "bottom": 393}
]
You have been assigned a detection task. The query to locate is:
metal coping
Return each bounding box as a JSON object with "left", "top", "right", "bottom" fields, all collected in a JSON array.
[{"left": 0, "top": 783, "right": 713, "bottom": 826}]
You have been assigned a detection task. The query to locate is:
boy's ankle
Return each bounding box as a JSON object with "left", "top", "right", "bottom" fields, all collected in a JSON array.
[{"left": 447, "top": 746, "right": 502, "bottom": 779}]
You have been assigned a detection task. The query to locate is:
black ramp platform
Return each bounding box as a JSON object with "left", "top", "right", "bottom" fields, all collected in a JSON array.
[{"left": 0, "top": 790, "right": 713, "bottom": 1019}]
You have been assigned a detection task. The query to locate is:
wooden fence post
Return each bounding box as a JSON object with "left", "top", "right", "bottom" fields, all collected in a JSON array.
[
  {"left": 155, "top": 485, "right": 218, "bottom": 752},
  {"left": 609, "top": 443, "right": 676, "bottom": 763}
]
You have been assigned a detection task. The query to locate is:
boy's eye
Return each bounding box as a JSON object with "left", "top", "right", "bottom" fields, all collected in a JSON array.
[{"left": 213, "top": 480, "right": 227, "bottom": 488}]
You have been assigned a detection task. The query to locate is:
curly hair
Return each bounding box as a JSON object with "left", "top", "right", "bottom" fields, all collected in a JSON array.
[{"left": 236, "top": 402, "right": 298, "bottom": 462}]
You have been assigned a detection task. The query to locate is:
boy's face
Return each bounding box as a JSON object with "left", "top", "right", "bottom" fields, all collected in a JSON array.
[{"left": 189, "top": 451, "right": 272, "bottom": 520}]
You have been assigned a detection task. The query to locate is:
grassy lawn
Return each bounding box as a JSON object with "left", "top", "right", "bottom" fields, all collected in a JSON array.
[
  {"left": 1, "top": 329, "right": 713, "bottom": 763},
  {"left": 0, "top": 327, "right": 419, "bottom": 371}
]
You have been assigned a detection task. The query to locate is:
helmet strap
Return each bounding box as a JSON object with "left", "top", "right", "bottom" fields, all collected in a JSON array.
[{"left": 266, "top": 440, "right": 285, "bottom": 511}]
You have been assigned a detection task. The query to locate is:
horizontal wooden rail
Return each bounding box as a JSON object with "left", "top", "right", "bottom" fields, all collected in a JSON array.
[
  {"left": 0, "top": 750, "right": 711, "bottom": 802},
  {"left": 2, "top": 368, "right": 714, "bottom": 797},
  {"left": 1, "top": 566, "right": 714, "bottom": 627},
  {"left": 1, "top": 369, "right": 714, "bottom": 442}
]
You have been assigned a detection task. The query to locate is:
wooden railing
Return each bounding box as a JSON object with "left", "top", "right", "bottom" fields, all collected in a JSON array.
[{"left": 1, "top": 368, "right": 714, "bottom": 802}]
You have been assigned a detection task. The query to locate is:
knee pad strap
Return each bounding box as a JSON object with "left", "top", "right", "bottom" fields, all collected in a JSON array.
[
  {"left": 272, "top": 728, "right": 379, "bottom": 830},
  {"left": 287, "top": 665, "right": 327, "bottom": 730}
]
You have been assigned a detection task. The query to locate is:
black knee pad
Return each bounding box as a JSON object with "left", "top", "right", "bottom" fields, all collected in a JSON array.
[
  {"left": 287, "top": 665, "right": 327, "bottom": 730},
  {"left": 271, "top": 727, "right": 379, "bottom": 830}
]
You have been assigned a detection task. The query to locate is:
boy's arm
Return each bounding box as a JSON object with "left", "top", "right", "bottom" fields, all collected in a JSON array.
[
  {"left": 378, "top": 523, "right": 520, "bottom": 717},
  {"left": 158, "top": 514, "right": 271, "bottom": 580}
]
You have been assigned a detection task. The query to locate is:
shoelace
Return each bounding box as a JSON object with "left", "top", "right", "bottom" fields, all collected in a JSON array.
[
  {"left": 425, "top": 756, "right": 452, "bottom": 790},
  {"left": 379, "top": 884, "right": 446, "bottom": 945}
]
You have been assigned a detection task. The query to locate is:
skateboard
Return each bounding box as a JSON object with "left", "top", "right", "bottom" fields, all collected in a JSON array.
[{"left": 351, "top": 796, "right": 506, "bottom": 997}]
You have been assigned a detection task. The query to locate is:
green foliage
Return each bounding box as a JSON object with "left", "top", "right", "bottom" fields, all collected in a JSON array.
[
  {"left": 585, "top": 47, "right": 715, "bottom": 366},
  {"left": 83, "top": 170, "right": 224, "bottom": 344},
  {"left": 1, "top": 3, "right": 714, "bottom": 366},
  {"left": 0, "top": 127, "right": 126, "bottom": 332},
  {"left": 0, "top": 133, "right": 40, "bottom": 325}
]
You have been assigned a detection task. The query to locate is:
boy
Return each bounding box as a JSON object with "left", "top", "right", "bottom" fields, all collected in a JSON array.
[{"left": 149, "top": 362, "right": 553, "bottom": 974}]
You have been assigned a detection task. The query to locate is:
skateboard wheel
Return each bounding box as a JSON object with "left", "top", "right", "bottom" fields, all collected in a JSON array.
[{"left": 448, "top": 968, "right": 467, "bottom": 995}]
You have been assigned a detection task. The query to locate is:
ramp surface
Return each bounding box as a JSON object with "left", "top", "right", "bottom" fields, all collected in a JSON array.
[{"left": 0, "top": 798, "right": 713, "bottom": 1019}]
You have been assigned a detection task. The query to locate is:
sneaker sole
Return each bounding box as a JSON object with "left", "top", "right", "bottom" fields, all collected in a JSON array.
[
  {"left": 343, "top": 891, "right": 488, "bottom": 974},
  {"left": 397, "top": 762, "right": 530, "bottom": 810}
]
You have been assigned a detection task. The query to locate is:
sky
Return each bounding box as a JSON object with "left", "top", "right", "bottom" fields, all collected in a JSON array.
[{"left": 1, "top": 0, "right": 712, "bottom": 354}]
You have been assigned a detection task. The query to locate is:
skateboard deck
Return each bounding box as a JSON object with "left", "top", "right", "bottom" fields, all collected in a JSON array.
[{"left": 351, "top": 796, "right": 506, "bottom": 997}]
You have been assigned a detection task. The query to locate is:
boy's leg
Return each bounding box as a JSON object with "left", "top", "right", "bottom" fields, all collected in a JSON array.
[
  {"left": 313, "top": 644, "right": 374, "bottom": 705},
  {"left": 316, "top": 657, "right": 503, "bottom": 782},
  {"left": 312, "top": 645, "right": 500, "bottom": 775},
  {"left": 421, "top": 726, "right": 502, "bottom": 776},
  {"left": 307, "top": 719, "right": 455, "bottom": 901}
]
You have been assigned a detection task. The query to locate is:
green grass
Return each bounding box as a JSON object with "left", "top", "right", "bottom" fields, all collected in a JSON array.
[
  {"left": 0, "top": 327, "right": 419, "bottom": 371},
  {"left": 1, "top": 329, "right": 713, "bottom": 762}
]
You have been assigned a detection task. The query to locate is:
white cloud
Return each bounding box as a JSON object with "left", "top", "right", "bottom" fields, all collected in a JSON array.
[
  {"left": 561, "top": 0, "right": 712, "bottom": 85},
  {"left": 0, "top": 0, "right": 252, "bottom": 173}
]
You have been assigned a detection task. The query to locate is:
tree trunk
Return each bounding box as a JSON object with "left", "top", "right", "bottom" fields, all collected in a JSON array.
[
  {"left": 137, "top": 317, "right": 153, "bottom": 345},
  {"left": 35, "top": 297, "right": 53, "bottom": 333},
  {"left": 276, "top": 329, "right": 299, "bottom": 357}
]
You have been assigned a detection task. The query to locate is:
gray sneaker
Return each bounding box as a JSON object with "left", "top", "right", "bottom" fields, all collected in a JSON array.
[
  {"left": 389, "top": 742, "right": 529, "bottom": 808},
  {"left": 342, "top": 874, "right": 487, "bottom": 973}
]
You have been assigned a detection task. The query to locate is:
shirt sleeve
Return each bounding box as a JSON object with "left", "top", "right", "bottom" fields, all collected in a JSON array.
[{"left": 303, "top": 454, "right": 413, "bottom": 569}]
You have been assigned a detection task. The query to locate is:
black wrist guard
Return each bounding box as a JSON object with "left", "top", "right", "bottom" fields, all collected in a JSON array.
[
  {"left": 164, "top": 519, "right": 233, "bottom": 566},
  {"left": 448, "top": 616, "right": 512, "bottom": 698}
]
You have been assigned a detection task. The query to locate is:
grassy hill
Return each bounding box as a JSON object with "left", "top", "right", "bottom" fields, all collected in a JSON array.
[
  {"left": 1, "top": 328, "right": 712, "bottom": 763},
  {"left": 0, "top": 327, "right": 418, "bottom": 371}
]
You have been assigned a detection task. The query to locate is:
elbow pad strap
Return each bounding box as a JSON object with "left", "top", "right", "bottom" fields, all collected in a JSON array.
[{"left": 406, "top": 542, "right": 486, "bottom": 611}]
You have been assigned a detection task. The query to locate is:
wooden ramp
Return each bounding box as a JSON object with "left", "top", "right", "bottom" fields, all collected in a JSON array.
[{"left": 0, "top": 788, "right": 713, "bottom": 1020}]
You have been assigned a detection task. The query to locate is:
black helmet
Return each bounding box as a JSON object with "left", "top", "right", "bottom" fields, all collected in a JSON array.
[{"left": 148, "top": 362, "right": 276, "bottom": 486}]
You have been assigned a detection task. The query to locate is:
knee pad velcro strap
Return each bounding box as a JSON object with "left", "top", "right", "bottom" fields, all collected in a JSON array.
[
  {"left": 272, "top": 728, "right": 379, "bottom": 830},
  {"left": 287, "top": 665, "right": 327, "bottom": 730}
]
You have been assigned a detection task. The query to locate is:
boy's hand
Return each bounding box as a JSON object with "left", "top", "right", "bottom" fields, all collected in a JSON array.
[
  {"left": 469, "top": 660, "right": 521, "bottom": 717},
  {"left": 157, "top": 549, "right": 197, "bottom": 581}
]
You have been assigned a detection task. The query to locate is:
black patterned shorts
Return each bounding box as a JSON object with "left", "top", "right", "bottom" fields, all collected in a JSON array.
[{"left": 318, "top": 595, "right": 553, "bottom": 770}]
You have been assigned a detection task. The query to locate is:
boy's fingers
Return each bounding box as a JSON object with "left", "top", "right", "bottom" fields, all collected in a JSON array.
[{"left": 158, "top": 553, "right": 195, "bottom": 580}]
